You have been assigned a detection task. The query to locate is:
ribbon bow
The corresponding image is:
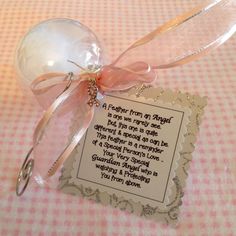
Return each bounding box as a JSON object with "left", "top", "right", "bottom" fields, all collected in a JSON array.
[{"left": 16, "top": 0, "right": 236, "bottom": 196}]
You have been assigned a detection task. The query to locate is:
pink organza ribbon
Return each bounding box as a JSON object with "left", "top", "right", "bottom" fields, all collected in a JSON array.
[
  {"left": 30, "top": 61, "right": 156, "bottom": 179},
  {"left": 16, "top": 0, "right": 236, "bottom": 194}
]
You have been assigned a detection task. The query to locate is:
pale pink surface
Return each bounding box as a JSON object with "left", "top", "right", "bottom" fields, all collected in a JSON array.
[{"left": 0, "top": 0, "right": 236, "bottom": 235}]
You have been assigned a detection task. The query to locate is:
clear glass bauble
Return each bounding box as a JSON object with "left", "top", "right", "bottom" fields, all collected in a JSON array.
[{"left": 15, "top": 18, "right": 106, "bottom": 86}]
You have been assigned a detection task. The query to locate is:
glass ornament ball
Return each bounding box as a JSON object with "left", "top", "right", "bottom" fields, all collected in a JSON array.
[{"left": 15, "top": 18, "right": 106, "bottom": 86}]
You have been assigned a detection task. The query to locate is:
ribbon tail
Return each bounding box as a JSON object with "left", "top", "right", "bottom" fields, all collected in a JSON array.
[
  {"left": 31, "top": 79, "right": 94, "bottom": 187},
  {"left": 47, "top": 106, "right": 94, "bottom": 177},
  {"left": 112, "top": 0, "right": 236, "bottom": 69}
]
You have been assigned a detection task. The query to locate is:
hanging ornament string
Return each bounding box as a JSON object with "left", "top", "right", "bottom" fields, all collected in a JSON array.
[{"left": 16, "top": 0, "right": 236, "bottom": 196}]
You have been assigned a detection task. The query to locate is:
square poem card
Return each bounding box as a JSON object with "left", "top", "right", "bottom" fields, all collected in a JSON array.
[{"left": 59, "top": 86, "right": 207, "bottom": 225}]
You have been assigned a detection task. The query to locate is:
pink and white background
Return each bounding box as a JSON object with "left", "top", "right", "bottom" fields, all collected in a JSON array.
[{"left": 0, "top": 0, "right": 236, "bottom": 235}]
